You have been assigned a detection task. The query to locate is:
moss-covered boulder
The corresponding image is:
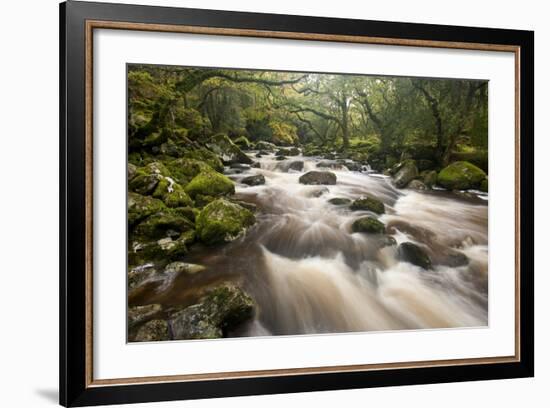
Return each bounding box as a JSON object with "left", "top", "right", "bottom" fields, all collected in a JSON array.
[
  {"left": 185, "top": 147, "right": 224, "bottom": 172},
  {"left": 397, "top": 242, "right": 432, "bottom": 269},
  {"left": 134, "top": 210, "right": 194, "bottom": 240},
  {"left": 128, "top": 162, "right": 171, "bottom": 195},
  {"left": 184, "top": 170, "right": 235, "bottom": 200},
  {"left": 134, "top": 319, "right": 170, "bottom": 342},
  {"left": 328, "top": 197, "right": 351, "bottom": 205},
  {"left": 350, "top": 196, "right": 385, "bottom": 214},
  {"left": 393, "top": 160, "right": 419, "bottom": 188},
  {"left": 437, "top": 161, "right": 487, "bottom": 190},
  {"left": 165, "top": 158, "right": 213, "bottom": 186},
  {"left": 196, "top": 199, "right": 255, "bottom": 245},
  {"left": 351, "top": 217, "right": 385, "bottom": 234},
  {"left": 207, "top": 133, "right": 252, "bottom": 164},
  {"left": 152, "top": 177, "right": 193, "bottom": 208},
  {"left": 169, "top": 283, "right": 255, "bottom": 340},
  {"left": 299, "top": 171, "right": 337, "bottom": 185},
  {"left": 128, "top": 192, "right": 165, "bottom": 227}
]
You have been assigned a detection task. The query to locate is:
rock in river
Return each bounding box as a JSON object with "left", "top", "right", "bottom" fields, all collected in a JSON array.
[
  {"left": 170, "top": 283, "right": 255, "bottom": 340},
  {"left": 350, "top": 196, "right": 385, "bottom": 214},
  {"left": 299, "top": 171, "right": 337, "bottom": 185},
  {"left": 351, "top": 217, "right": 385, "bottom": 234},
  {"left": 397, "top": 242, "right": 432, "bottom": 269},
  {"left": 393, "top": 160, "right": 419, "bottom": 188},
  {"left": 134, "top": 319, "right": 170, "bottom": 342},
  {"left": 242, "top": 174, "right": 266, "bottom": 186}
]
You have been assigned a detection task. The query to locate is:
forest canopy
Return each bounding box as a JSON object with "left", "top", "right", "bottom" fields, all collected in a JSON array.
[{"left": 128, "top": 64, "right": 488, "bottom": 171}]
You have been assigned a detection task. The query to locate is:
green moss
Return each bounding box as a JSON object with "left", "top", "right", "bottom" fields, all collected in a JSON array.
[
  {"left": 129, "top": 162, "right": 172, "bottom": 195},
  {"left": 184, "top": 170, "right": 235, "bottom": 199},
  {"left": 152, "top": 177, "right": 193, "bottom": 208},
  {"left": 328, "top": 197, "right": 351, "bottom": 205},
  {"left": 350, "top": 196, "right": 385, "bottom": 214},
  {"left": 165, "top": 158, "right": 214, "bottom": 186},
  {"left": 437, "top": 161, "right": 487, "bottom": 190},
  {"left": 185, "top": 147, "right": 224, "bottom": 171},
  {"left": 128, "top": 192, "right": 166, "bottom": 227},
  {"left": 351, "top": 217, "right": 385, "bottom": 234},
  {"left": 196, "top": 198, "right": 255, "bottom": 245},
  {"left": 480, "top": 178, "right": 488, "bottom": 193},
  {"left": 134, "top": 209, "right": 194, "bottom": 240}
]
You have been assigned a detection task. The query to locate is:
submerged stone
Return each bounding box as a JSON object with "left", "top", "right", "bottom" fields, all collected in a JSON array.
[
  {"left": 299, "top": 171, "right": 337, "bottom": 185},
  {"left": 241, "top": 174, "right": 266, "bottom": 186}
]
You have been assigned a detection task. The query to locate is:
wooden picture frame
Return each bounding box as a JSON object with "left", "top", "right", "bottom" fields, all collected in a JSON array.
[{"left": 60, "top": 1, "right": 534, "bottom": 406}]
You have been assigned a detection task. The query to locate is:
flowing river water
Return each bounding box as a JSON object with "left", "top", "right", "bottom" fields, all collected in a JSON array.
[{"left": 130, "top": 151, "right": 489, "bottom": 337}]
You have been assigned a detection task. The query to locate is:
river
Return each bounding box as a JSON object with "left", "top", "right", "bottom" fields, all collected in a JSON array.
[{"left": 129, "top": 151, "right": 489, "bottom": 337}]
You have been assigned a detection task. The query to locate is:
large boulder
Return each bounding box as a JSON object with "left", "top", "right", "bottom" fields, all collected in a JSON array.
[
  {"left": 196, "top": 199, "right": 256, "bottom": 245},
  {"left": 299, "top": 171, "right": 337, "bottom": 185},
  {"left": 128, "top": 192, "right": 165, "bottom": 227},
  {"left": 437, "top": 161, "right": 487, "bottom": 190},
  {"left": 133, "top": 319, "right": 170, "bottom": 342},
  {"left": 184, "top": 170, "right": 235, "bottom": 200},
  {"left": 397, "top": 242, "right": 432, "bottom": 269},
  {"left": 170, "top": 284, "right": 255, "bottom": 340},
  {"left": 350, "top": 196, "right": 385, "bottom": 214},
  {"left": 393, "top": 160, "right": 419, "bottom": 188},
  {"left": 351, "top": 217, "right": 385, "bottom": 234},
  {"left": 241, "top": 174, "right": 266, "bottom": 186},
  {"left": 207, "top": 133, "right": 252, "bottom": 164}
]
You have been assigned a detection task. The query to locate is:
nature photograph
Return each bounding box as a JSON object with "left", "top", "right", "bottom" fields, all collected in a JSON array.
[{"left": 126, "top": 64, "right": 489, "bottom": 342}]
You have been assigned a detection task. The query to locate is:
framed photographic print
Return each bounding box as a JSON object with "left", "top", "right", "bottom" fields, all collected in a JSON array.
[{"left": 59, "top": 1, "right": 534, "bottom": 406}]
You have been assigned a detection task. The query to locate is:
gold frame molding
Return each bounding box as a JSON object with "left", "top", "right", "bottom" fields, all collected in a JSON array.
[{"left": 84, "top": 20, "right": 521, "bottom": 388}]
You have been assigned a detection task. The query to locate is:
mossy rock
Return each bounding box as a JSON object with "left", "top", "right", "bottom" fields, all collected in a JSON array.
[
  {"left": 397, "top": 242, "right": 432, "bottom": 270},
  {"left": 185, "top": 147, "right": 224, "bottom": 172},
  {"left": 351, "top": 217, "right": 385, "bottom": 234},
  {"left": 480, "top": 178, "right": 488, "bottom": 193},
  {"left": 207, "top": 133, "right": 252, "bottom": 164},
  {"left": 184, "top": 170, "right": 235, "bottom": 200},
  {"left": 134, "top": 210, "right": 194, "bottom": 240},
  {"left": 350, "top": 196, "right": 385, "bottom": 214},
  {"left": 133, "top": 319, "right": 170, "bottom": 342},
  {"left": 128, "top": 304, "right": 162, "bottom": 330},
  {"left": 169, "top": 283, "right": 255, "bottom": 340},
  {"left": 437, "top": 161, "right": 487, "bottom": 190},
  {"left": 128, "top": 263, "right": 158, "bottom": 290},
  {"left": 196, "top": 199, "right": 255, "bottom": 245},
  {"left": 152, "top": 177, "right": 193, "bottom": 208},
  {"left": 129, "top": 162, "right": 171, "bottom": 195},
  {"left": 422, "top": 170, "right": 438, "bottom": 188},
  {"left": 328, "top": 197, "right": 351, "bottom": 205},
  {"left": 165, "top": 158, "right": 214, "bottom": 186},
  {"left": 128, "top": 193, "right": 166, "bottom": 227},
  {"left": 255, "top": 141, "right": 277, "bottom": 151}
]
